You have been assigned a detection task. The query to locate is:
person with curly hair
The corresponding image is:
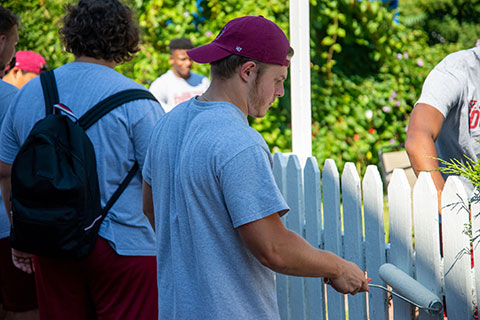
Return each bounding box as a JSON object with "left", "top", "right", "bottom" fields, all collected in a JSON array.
[{"left": 0, "top": 1, "right": 164, "bottom": 318}]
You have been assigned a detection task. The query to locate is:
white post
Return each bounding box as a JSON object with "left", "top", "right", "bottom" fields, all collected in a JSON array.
[{"left": 289, "top": 0, "right": 312, "bottom": 166}]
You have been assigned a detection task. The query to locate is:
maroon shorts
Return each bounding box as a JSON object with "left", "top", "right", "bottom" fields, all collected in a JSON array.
[
  {"left": 33, "top": 236, "right": 157, "bottom": 320},
  {"left": 0, "top": 237, "right": 37, "bottom": 312}
]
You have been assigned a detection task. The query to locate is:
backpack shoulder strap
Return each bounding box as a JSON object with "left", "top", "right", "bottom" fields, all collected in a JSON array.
[
  {"left": 101, "top": 161, "right": 139, "bottom": 216},
  {"left": 40, "top": 70, "right": 60, "bottom": 116},
  {"left": 76, "top": 89, "right": 157, "bottom": 217},
  {"left": 78, "top": 89, "right": 157, "bottom": 130}
]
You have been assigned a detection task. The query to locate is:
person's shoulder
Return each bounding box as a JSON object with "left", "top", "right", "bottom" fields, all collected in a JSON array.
[
  {"left": 0, "top": 80, "right": 18, "bottom": 98},
  {"left": 204, "top": 104, "right": 266, "bottom": 147},
  {"left": 0, "top": 79, "right": 18, "bottom": 92},
  {"left": 438, "top": 47, "right": 479, "bottom": 69},
  {"left": 190, "top": 71, "right": 209, "bottom": 81},
  {"left": 150, "top": 70, "right": 173, "bottom": 88},
  {"left": 157, "top": 70, "right": 175, "bottom": 82}
]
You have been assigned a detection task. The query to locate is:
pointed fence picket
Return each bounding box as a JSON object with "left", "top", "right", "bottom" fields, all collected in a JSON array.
[
  {"left": 413, "top": 172, "right": 442, "bottom": 320},
  {"left": 272, "top": 152, "right": 479, "bottom": 320},
  {"left": 342, "top": 163, "right": 367, "bottom": 320},
  {"left": 323, "top": 159, "right": 346, "bottom": 318},
  {"left": 442, "top": 178, "right": 474, "bottom": 319},
  {"left": 363, "top": 165, "right": 388, "bottom": 320},
  {"left": 388, "top": 169, "right": 414, "bottom": 319}
]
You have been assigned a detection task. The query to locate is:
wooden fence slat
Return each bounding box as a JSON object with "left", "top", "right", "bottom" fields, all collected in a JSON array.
[
  {"left": 388, "top": 169, "right": 414, "bottom": 319},
  {"left": 273, "top": 152, "right": 288, "bottom": 196},
  {"left": 273, "top": 152, "right": 290, "bottom": 319},
  {"left": 342, "top": 162, "right": 367, "bottom": 320},
  {"left": 442, "top": 176, "right": 474, "bottom": 319},
  {"left": 304, "top": 157, "right": 325, "bottom": 320},
  {"left": 471, "top": 188, "right": 480, "bottom": 315},
  {"left": 412, "top": 172, "right": 443, "bottom": 320},
  {"left": 363, "top": 165, "right": 388, "bottom": 320},
  {"left": 285, "top": 155, "right": 306, "bottom": 320},
  {"left": 322, "top": 159, "right": 346, "bottom": 319}
]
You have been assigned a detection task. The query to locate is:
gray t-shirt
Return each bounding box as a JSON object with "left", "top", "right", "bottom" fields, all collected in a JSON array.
[
  {"left": 143, "top": 98, "right": 289, "bottom": 319},
  {"left": 416, "top": 46, "right": 480, "bottom": 188},
  {"left": 0, "top": 62, "right": 164, "bottom": 255},
  {"left": 0, "top": 80, "right": 18, "bottom": 239}
]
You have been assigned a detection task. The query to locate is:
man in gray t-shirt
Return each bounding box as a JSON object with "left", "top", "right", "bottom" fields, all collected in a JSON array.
[
  {"left": 406, "top": 47, "right": 480, "bottom": 193},
  {"left": 143, "top": 15, "right": 368, "bottom": 319}
]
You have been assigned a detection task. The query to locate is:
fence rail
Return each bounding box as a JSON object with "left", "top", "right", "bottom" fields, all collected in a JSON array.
[{"left": 273, "top": 153, "right": 477, "bottom": 320}]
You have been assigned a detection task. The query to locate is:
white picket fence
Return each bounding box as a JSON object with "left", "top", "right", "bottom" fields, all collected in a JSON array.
[{"left": 273, "top": 152, "right": 479, "bottom": 320}]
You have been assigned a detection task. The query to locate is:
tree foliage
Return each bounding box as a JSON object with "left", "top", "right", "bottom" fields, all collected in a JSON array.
[
  {"left": 1, "top": 0, "right": 471, "bottom": 173},
  {"left": 400, "top": 0, "right": 480, "bottom": 48}
]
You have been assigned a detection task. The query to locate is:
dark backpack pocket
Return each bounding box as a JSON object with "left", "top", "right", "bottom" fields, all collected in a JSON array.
[{"left": 9, "top": 202, "right": 89, "bottom": 259}]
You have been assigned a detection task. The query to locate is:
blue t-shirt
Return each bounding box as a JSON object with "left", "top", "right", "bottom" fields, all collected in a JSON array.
[
  {"left": 0, "top": 62, "right": 165, "bottom": 255},
  {"left": 143, "top": 97, "right": 289, "bottom": 319},
  {"left": 0, "top": 80, "right": 18, "bottom": 239}
]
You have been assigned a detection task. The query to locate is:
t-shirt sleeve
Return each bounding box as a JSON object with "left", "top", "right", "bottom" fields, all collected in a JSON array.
[
  {"left": 219, "top": 145, "right": 289, "bottom": 228},
  {"left": 129, "top": 99, "right": 165, "bottom": 169},
  {"left": 142, "top": 127, "right": 156, "bottom": 186},
  {"left": 0, "top": 99, "right": 20, "bottom": 164},
  {"left": 416, "top": 55, "right": 465, "bottom": 117}
]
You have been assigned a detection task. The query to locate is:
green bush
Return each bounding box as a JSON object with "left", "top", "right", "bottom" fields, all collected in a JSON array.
[
  {"left": 1, "top": 0, "right": 468, "bottom": 173},
  {"left": 400, "top": 0, "right": 480, "bottom": 48}
]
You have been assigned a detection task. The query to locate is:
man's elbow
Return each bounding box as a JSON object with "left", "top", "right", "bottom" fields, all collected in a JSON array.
[
  {"left": 404, "top": 128, "right": 426, "bottom": 158},
  {"left": 0, "top": 162, "right": 12, "bottom": 181},
  {"left": 404, "top": 134, "right": 416, "bottom": 158},
  {"left": 254, "top": 246, "right": 289, "bottom": 273}
]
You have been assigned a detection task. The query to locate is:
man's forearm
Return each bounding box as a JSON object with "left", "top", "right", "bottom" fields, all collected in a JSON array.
[
  {"left": 264, "top": 228, "right": 344, "bottom": 277},
  {"left": 142, "top": 180, "right": 155, "bottom": 231},
  {"left": 405, "top": 132, "right": 445, "bottom": 192},
  {"left": 240, "top": 213, "right": 348, "bottom": 277}
]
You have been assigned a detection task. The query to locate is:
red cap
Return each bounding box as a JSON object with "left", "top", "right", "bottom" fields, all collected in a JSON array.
[
  {"left": 187, "top": 16, "right": 290, "bottom": 66},
  {"left": 6, "top": 51, "right": 48, "bottom": 74}
]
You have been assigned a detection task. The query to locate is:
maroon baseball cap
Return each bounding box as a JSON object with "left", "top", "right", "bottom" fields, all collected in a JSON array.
[
  {"left": 187, "top": 16, "right": 290, "bottom": 66},
  {"left": 5, "top": 51, "right": 48, "bottom": 74}
]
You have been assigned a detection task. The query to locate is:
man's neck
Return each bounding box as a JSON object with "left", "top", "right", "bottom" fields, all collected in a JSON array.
[
  {"left": 199, "top": 77, "right": 248, "bottom": 117},
  {"left": 75, "top": 56, "right": 115, "bottom": 69}
]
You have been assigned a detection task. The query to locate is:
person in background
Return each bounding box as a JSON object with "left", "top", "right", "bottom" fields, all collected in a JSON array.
[
  {"left": 0, "top": 6, "right": 39, "bottom": 320},
  {"left": 0, "top": 6, "right": 17, "bottom": 79},
  {"left": 3, "top": 50, "right": 48, "bottom": 88},
  {"left": 0, "top": 0, "right": 163, "bottom": 318},
  {"left": 149, "top": 37, "right": 210, "bottom": 112},
  {"left": 406, "top": 46, "right": 480, "bottom": 195},
  {"left": 143, "top": 15, "right": 368, "bottom": 319}
]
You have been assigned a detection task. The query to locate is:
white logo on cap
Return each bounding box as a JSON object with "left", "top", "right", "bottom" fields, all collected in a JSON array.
[
  {"left": 236, "top": 46, "right": 242, "bottom": 52},
  {"left": 216, "top": 27, "right": 225, "bottom": 39}
]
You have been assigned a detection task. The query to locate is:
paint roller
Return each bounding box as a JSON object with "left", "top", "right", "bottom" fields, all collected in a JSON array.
[
  {"left": 374, "top": 263, "right": 443, "bottom": 316},
  {"left": 325, "top": 263, "right": 443, "bottom": 315}
]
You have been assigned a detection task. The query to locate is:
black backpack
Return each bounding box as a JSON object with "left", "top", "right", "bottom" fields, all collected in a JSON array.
[{"left": 9, "top": 70, "right": 157, "bottom": 259}]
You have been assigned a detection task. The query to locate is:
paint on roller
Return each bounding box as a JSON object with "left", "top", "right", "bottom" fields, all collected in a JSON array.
[
  {"left": 376, "top": 263, "right": 443, "bottom": 315},
  {"left": 324, "top": 263, "right": 443, "bottom": 315}
]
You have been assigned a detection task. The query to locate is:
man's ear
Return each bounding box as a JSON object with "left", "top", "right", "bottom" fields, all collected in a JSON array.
[
  {"left": 11, "top": 67, "right": 21, "bottom": 79},
  {"left": 0, "top": 34, "right": 6, "bottom": 50},
  {"left": 239, "top": 61, "right": 257, "bottom": 82}
]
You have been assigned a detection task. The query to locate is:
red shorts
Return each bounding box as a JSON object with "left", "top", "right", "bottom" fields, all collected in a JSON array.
[
  {"left": 0, "top": 237, "right": 37, "bottom": 312},
  {"left": 33, "top": 236, "right": 157, "bottom": 320}
]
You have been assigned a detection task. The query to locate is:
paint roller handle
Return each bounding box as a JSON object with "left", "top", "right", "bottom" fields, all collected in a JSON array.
[{"left": 323, "top": 266, "right": 369, "bottom": 295}]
